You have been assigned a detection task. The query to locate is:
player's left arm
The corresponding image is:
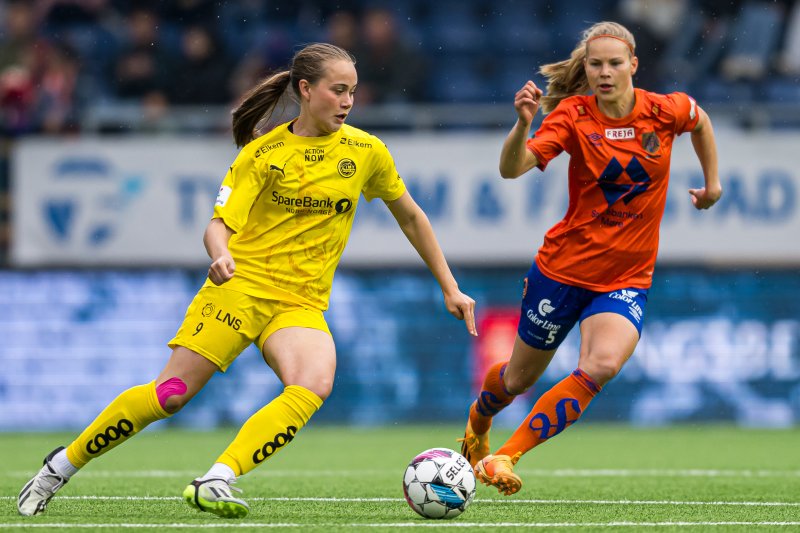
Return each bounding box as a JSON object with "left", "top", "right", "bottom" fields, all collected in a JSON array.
[
  {"left": 385, "top": 191, "right": 477, "bottom": 336},
  {"left": 688, "top": 107, "right": 722, "bottom": 210}
]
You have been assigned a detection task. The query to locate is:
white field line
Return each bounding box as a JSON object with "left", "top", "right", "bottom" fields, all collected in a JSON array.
[
  {"left": 3, "top": 521, "right": 800, "bottom": 528},
  {"left": 8, "top": 468, "right": 800, "bottom": 478},
  {"left": 1, "top": 495, "right": 799, "bottom": 507}
]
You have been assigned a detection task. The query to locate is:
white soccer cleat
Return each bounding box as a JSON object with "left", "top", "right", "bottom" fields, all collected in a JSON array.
[
  {"left": 18, "top": 446, "right": 69, "bottom": 516},
  {"left": 183, "top": 477, "right": 250, "bottom": 518}
]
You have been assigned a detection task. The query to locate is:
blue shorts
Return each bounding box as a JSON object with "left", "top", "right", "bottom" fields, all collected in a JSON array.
[{"left": 517, "top": 261, "right": 649, "bottom": 350}]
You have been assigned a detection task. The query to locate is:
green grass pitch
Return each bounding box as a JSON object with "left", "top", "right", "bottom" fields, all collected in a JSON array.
[{"left": 2, "top": 425, "right": 799, "bottom": 531}]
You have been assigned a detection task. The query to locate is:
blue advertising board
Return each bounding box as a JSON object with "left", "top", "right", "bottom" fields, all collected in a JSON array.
[{"left": 1, "top": 267, "right": 797, "bottom": 430}]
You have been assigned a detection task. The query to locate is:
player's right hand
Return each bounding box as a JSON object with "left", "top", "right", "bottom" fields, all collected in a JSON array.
[
  {"left": 208, "top": 255, "right": 236, "bottom": 285},
  {"left": 515, "top": 81, "right": 543, "bottom": 125}
]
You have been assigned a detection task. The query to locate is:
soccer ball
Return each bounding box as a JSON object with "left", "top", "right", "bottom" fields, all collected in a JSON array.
[{"left": 402, "top": 447, "right": 476, "bottom": 519}]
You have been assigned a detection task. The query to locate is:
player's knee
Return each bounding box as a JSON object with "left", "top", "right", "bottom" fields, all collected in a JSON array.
[
  {"left": 503, "top": 374, "right": 532, "bottom": 396},
  {"left": 582, "top": 357, "right": 622, "bottom": 386},
  {"left": 156, "top": 377, "right": 190, "bottom": 414},
  {"left": 309, "top": 378, "right": 334, "bottom": 401}
]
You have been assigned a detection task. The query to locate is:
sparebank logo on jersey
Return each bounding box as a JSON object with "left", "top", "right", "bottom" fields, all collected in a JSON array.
[
  {"left": 609, "top": 289, "right": 644, "bottom": 323},
  {"left": 271, "top": 191, "right": 353, "bottom": 215},
  {"left": 43, "top": 157, "right": 145, "bottom": 248},
  {"left": 597, "top": 156, "right": 652, "bottom": 208}
]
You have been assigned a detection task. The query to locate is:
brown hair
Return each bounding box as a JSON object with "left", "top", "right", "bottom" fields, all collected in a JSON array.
[
  {"left": 231, "top": 43, "right": 355, "bottom": 147},
  {"left": 539, "top": 21, "right": 636, "bottom": 114}
]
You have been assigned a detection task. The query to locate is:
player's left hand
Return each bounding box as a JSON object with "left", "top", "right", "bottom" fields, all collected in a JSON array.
[
  {"left": 444, "top": 290, "right": 478, "bottom": 336},
  {"left": 689, "top": 185, "right": 722, "bottom": 210}
]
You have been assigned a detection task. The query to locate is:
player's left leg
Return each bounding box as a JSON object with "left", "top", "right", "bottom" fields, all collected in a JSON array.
[{"left": 185, "top": 313, "right": 333, "bottom": 519}]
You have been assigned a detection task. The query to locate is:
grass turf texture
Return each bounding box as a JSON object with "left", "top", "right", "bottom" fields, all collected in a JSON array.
[{"left": 2, "top": 425, "right": 799, "bottom": 531}]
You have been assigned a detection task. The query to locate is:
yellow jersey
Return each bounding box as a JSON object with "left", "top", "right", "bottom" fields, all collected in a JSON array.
[{"left": 206, "top": 120, "right": 406, "bottom": 310}]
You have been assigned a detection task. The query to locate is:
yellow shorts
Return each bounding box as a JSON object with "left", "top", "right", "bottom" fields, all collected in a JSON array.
[{"left": 168, "top": 285, "right": 330, "bottom": 371}]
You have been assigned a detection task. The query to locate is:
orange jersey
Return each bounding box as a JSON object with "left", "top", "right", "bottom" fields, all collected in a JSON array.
[{"left": 526, "top": 88, "right": 700, "bottom": 291}]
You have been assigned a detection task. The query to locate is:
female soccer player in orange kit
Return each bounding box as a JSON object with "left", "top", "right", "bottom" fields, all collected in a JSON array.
[
  {"left": 459, "top": 21, "right": 721, "bottom": 496},
  {"left": 18, "top": 43, "right": 477, "bottom": 519}
]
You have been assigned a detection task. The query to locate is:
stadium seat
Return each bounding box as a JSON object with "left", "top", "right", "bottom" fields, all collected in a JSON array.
[
  {"left": 427, "top": 55, "right": 494, "bottom": 103},
  {"left": 421, "top": 1, "right": 486, "bottom": 53}
]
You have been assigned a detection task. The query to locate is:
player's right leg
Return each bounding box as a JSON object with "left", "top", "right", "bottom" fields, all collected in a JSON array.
[
  {"left": 17, "top": 347, "right": 217, "bottom": 516},
  {"left": 474, "top": 451, "right": 523, "bottom": 496},
  {"left": 459, "top": 361, "right": 516, "bottom": 468}
]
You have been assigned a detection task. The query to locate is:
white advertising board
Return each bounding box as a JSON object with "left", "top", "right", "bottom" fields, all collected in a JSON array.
[{"left": 12, "top": 131, "right": 800, "bottom": 266}]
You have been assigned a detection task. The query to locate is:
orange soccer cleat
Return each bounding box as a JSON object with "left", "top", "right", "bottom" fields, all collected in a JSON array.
[
  {"left": 474, "top": 452, "right": 523, "bottom": 496},
  {"left": 457, "top": 405, "right": 490, "bottom": 468}
]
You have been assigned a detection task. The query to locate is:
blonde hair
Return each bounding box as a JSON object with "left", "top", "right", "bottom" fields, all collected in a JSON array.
[
  {"left": 231, "top": 43, "right": 355, "bottom": 147},
  {"left": 539, "top": 21, "right": 636, "bottom": 114}
]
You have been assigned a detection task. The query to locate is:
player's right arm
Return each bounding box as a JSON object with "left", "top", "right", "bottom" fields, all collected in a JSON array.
[
  {"left": 499, "top": 81, "right": 542, "bottom": 179},
  {"left": 204, "top": 218, "right": 235, "bottom": 285}
]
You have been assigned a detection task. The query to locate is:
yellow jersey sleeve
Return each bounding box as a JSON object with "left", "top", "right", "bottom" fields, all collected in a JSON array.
[
  {"left": 361, "top": 140, "right": 406, "bottom": 202},
  {"left": 212, "top": 149, "right": 267, "bottom": 233}
]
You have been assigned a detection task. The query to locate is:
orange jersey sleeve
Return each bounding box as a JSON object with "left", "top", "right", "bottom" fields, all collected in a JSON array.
[
  {"left": 527, "top": 89, "right": 700, "bottom": 291},
  {"left": 525, "top": 104, "right": 575, "bottom": 170}
]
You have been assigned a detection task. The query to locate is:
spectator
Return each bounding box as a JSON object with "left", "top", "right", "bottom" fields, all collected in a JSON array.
[
  {"left": 720, "top": 0, "right": 785, "bottom": 81},
  {"left": 112, "top": 8, "right": 170, "bottom": 101},
  {"left": 0, "top": 0, "right": 41, "bottom": 134},
  {"left": 616, "top": 0, "right": 688, "bottom": 90},
  {"left": 324, "top": 10, "right": 359, "bottom": 53},
  {"left": 166, "top": 25, "right": 233, "bottom": 105},
  {"left": 656, "top": 0, "right": 739, "bottom": 87},
  {"left": 32, "top": 42, "right": 81, "bottom": 134},
  {"left": 351, "top": 7, "right": 427, "bottom": 104},
  {"left": 0, "top": 0, "right": 40, "bottom": 73},
  {"left": 38, "top": 0, "right": 117, "bottom": 99},
  {"left": 777, "top": 0, "right": 800, "bottom": 76}
]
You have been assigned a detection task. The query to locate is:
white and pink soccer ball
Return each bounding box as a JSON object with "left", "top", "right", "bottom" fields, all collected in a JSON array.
[{"left": 402, "top": 447, "right": 476, "bottom": 519}]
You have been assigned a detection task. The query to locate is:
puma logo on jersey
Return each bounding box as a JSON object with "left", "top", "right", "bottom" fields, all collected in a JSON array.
[{"left": 269, "top": 163, "right": 287, "bottom": 177}]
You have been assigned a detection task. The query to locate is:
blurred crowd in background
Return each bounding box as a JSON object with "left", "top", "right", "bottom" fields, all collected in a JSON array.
[
  {"left": 3, "top": 0, "right": 800, "bottom": 135},
  {"left": 1, "top": 0, "right": 800, "bottom": 262}
]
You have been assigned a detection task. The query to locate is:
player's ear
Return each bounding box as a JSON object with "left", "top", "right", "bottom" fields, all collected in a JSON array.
[
  {"left": 630, "top": 55, "right": 639, "bottom": 76},
  {"left": 298, "top": 79, "right": 312, "bottom": 101}
]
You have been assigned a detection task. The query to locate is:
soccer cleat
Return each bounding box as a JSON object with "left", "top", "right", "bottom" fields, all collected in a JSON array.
[
  {"left": 457, "top": 419, "right": 490, "bottom": 468},
  {"left": 18, "top": 446, "right": 69, "bottom": 516},
  {"left": 474, "top": 452, "right": 523, "bottom": 496},
  {"left": 183, "top": 477, "right": 250, "bottom": 518},
  {"left": 457, "top": 402, "right": 490, "bottom": 468}
]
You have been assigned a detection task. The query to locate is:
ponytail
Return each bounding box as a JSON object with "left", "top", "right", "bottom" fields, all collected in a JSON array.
[
  {"left": 539, "top": 45, "right": 591, "bottom": 114},
  {"left": 231, "top": 71, "right": 291, "bottom": 148}
]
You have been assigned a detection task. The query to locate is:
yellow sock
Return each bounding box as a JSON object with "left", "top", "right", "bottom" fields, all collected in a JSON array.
[
  {"left": 66, "top": 381, "right": 169, "bottom": 468},
  {"left": 217, "top": 385, "right": 323, "bottom": 476}
]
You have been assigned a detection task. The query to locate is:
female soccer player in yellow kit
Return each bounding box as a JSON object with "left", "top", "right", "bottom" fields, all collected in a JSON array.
[{"left": 18, "top": 43, "right": 477, "bottom": 519}]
